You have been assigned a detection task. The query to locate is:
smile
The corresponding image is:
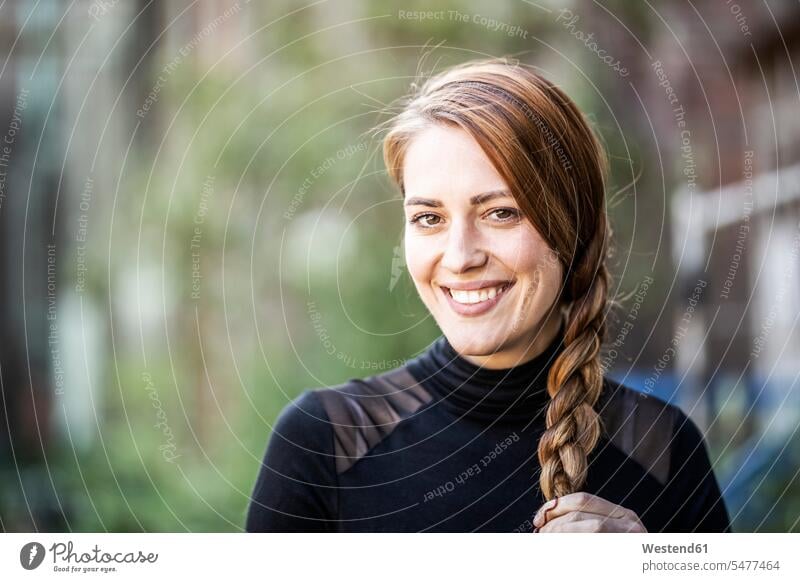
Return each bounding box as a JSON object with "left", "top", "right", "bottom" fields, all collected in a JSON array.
[
  {"left": 448, "top": 283, "right": 511, "bottom": 304},
  {"left": 439, "top": 281, "right": 515, "bottom": 317}
]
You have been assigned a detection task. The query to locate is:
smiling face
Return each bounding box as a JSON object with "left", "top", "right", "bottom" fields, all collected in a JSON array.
[{"left": 402, "top": 124, "right": 566, "bottom": 369}]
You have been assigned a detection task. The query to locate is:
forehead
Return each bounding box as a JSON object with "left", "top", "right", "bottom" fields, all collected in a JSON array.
[{"left": 402, "top": 124, "right": 508, "bottom": 200}]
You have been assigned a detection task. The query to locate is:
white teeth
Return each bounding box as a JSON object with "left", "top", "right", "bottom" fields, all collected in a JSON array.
[{"left": 448, "top": 284, "right": 508, "bottom": 304}]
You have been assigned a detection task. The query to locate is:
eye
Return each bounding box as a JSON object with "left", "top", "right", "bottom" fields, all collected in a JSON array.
[
  {"left": 487, "top": 207, "right": 521, "bottom": 223},
  {"left": 408, "top": 212, "right": 442, "bottom": 229}
]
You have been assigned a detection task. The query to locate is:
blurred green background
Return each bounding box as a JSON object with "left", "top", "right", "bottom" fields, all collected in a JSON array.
[{"left": 1, "top": 0, "right": 799, "bottom": 532}]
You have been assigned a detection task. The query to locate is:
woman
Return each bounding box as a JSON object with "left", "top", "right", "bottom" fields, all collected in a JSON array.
[{"left": 245, "top": 57, "right": 731, "bottom": 533}]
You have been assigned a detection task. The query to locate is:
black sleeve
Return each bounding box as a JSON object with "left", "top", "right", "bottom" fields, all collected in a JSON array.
[
  {"left": 664, "top": 407, "right": 732, "bottom": 532},
  {"left": 245, "top": 390, "right": 339, "bottom": 532}
]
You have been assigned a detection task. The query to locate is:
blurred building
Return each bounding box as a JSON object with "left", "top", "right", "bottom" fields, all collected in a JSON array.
[
  {"left": 663, "top": 1, "right": 800, "bottom": 530},
  {"left": 663, "top": 2, "right": 800, "bottom": 431}
]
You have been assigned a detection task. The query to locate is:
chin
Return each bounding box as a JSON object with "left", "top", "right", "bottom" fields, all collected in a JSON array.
[{"left": 442, "top": 328, "right": 509, "bottom": 357}]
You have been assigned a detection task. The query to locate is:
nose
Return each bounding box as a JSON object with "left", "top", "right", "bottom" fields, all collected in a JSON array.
[{"left": 440, "top": 218, "right": 487, "bottom": 273}]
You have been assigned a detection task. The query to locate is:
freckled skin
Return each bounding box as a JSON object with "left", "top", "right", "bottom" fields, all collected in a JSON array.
[{"left": 402, "top": 124, "right": 564, "bottom": 369}]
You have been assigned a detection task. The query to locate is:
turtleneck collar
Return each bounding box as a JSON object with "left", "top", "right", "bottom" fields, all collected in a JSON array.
[{"left": 406, "top": 323, "right": 566, "bottom": 423}]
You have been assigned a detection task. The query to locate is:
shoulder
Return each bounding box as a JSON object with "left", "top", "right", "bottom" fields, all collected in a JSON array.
[
  {"left": 309, "top": 366, "right": 434, "bottom": 474},
  {"left": 269, "top": 389, "right": 331, "bottom": 451},
  {"left": 596, "top": 377, "right": 687, "bottom": 485},
  {"left": 248, "top": 389, "right": 338, "bottom": 531},
  {"left": 597, "top": 376, "right": 682, "bottom": 429}
]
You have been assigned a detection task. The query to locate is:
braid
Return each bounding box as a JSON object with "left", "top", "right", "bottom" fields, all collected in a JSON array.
[{"left": 537, "top": 242, "right": 611, "bottom": 500}]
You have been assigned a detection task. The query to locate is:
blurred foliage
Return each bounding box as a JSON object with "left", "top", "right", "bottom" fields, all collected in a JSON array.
[{"left": 0, "top": 0, "right": 791, "bottom": 532}]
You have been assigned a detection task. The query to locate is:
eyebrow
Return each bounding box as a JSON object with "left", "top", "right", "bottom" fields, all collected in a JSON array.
[{"left": 403, "top": 190, "right": 513, "bottom": 208}]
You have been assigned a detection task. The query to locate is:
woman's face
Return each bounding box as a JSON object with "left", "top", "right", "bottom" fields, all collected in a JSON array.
[{"left": 402, "top": 124, "right": 565, "bottom": 369}]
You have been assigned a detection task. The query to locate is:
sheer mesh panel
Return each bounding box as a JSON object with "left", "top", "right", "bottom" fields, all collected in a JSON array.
[{"left": 315, "top": 367, "right": 432, "bottom": 474}]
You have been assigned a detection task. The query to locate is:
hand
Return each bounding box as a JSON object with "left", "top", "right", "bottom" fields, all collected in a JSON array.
[{"left": 532, "top": 492, "right": 647, "bottom": 533}]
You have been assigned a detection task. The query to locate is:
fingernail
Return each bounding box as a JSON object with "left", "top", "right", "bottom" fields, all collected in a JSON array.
[
  {"left": 535, "top": 498, "right": 558, "bottom": 526},
  {"left": 532, "top": 502, "right": 549, "bottom": 526}
]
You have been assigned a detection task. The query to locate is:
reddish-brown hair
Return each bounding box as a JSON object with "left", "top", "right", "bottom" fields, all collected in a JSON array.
[{"left": 382, "top": 57, "right": 613, "bottom": 500}]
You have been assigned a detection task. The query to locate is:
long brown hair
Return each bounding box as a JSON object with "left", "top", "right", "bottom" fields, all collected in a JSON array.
[{"left": 382, "top": 57, "right": 613, "bottom": 500}]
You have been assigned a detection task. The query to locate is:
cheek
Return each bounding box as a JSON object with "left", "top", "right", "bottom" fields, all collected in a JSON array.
[
  {"left": 404, "top": 233, "right": 434, "bottom": 285},
  {"left": 492, "top": 233, "right": 540, "bottom": 273},
  {"left": 541, "top": 257, "right": 564, "bottom": 295},
  {"left": 499, "top": 237, "right": 563, "bottom": 296},
  {"left": 503, "top": 230, "right": 562, "bottom": 282},
  {"left": 535, "top": 251, "right": 565, "bottom": 304}
]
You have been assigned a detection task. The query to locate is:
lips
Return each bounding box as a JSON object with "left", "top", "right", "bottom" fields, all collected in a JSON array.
[{"left": 439, "top": 281, "right": 516, "bottom": 317}]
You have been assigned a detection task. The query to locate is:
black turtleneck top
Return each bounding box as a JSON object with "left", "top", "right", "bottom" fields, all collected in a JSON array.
[{"left": 245, "top": 331, "right": 731, "bottom": 532}]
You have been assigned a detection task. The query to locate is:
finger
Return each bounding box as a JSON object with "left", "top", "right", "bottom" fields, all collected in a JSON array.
[
  {"left": 533, "top": 492, "right": 631, "bottom": 526},
  {"left": 540, "top": 512, "right": 642, "bottom": 533},
  {"left": 539, "top": 510, "right": 621, "bottom": 532},
  {"left": 533, "top": 492, "right": 632, "bottom": 528}
]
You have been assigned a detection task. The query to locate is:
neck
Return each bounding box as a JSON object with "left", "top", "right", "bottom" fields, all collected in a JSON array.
[
  {"left": 405, "top": 312, "right": 566, "bottom": 423},
  {"left": 459, "top": 305, "right": 565, "bottom": 370}
]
